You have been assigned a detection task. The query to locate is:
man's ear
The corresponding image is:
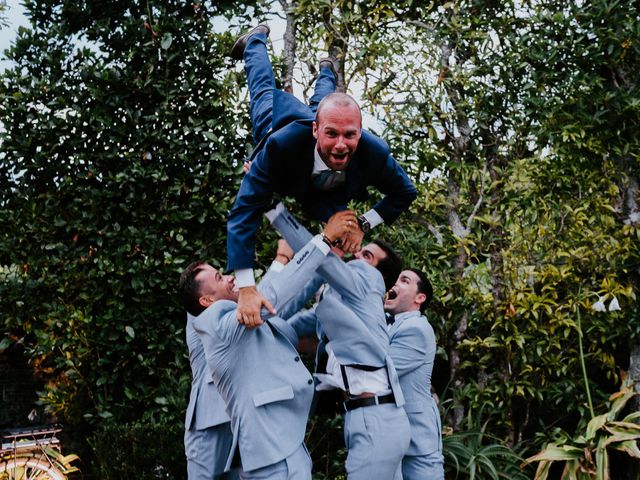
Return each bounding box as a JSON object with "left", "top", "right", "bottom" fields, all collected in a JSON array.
[
  {"left": 312, "top": 121, "right": 318, "bottom": 139},
  {"left": 199, "top": 295, "right": 213, "bottom": 309},
  {"left": 415, "top": 292, "right": 427, "bottom": 307}
]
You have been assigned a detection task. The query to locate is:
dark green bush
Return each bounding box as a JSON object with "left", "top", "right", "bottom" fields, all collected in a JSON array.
[{"left": 88, "top": 420, "right": 186, "bottom": 480}]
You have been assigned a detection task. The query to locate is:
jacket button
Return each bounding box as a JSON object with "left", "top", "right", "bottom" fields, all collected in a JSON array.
[
  {"left": 307, "top": 379, "right": 313, "bottom": 385},
  {"left": 294, "top": 356, "right": 300, "bottom": 362}
]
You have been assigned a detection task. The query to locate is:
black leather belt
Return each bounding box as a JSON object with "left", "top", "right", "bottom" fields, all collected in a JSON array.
[{"left": 343, "top": 393, "right": 395, "bottom": 412}]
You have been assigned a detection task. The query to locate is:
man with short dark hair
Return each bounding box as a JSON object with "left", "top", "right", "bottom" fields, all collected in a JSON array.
[
  {"left": 267, "top": 203, "right": 410, "bottom": 480},
  {"left": 179, "top": 211, "right": 355, "bottom": 480},
  {"left": 227, "top": 24, "right": 417, "bottom": 328},
  {"left": 384, "top": 268, "right": 444, "bottom": 480},
  {"left": 181, "top": 264, "right": 237, "bottom": 479}
]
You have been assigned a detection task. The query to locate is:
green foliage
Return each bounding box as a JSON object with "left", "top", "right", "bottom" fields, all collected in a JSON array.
[
  {"left": 1, "top": 0, "right": 639, "bottom": 476},
  {"left": 0, "top": 0, "right": 266, "bottom": 433},
  {"left": 524, "top": 375, "right": 640, "bottom": 479},
  {"left": 87, "top": 419, "right": 186, "bottom": 480},
  {"left": 306, "top": 413, "right": 347, "bottom": 480},
  {"left": 329, "top": 0, "right": 640, "bottom": 446},
  {"left": 443, "top": 429, "right": 532, "bottom": 480}
]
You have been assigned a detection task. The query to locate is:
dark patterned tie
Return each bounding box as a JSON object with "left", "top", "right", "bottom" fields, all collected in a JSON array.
[
  {"left": 386, "top": 313, "right": 395, "bottom": 325},
  {"left": 312, "top": 169, "right": 346, "bottom": 191}
]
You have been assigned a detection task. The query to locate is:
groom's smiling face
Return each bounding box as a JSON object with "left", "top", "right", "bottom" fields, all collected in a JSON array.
[{"left": 313, "top": 102, "right": 362, "bottom": 171}]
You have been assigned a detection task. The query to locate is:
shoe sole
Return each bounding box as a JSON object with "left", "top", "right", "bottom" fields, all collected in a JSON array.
[{"left": 230, "top": 25, "right": 270, "bottom": 60}]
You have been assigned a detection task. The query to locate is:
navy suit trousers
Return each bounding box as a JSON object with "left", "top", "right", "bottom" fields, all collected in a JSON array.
[{"left": 244, "top": 34, "right": 337, "bottom": 145}]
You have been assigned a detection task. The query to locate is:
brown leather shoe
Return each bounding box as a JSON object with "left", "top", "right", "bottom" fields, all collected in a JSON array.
[
  {"left": 318, "top": 56, "right": 338, "bottom": 77},
  {"left": 230, "top": 24, "right": 270, "bottom": 60}
]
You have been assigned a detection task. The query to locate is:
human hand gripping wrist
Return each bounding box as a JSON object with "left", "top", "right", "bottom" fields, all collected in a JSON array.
[
  {"left": 340, "top": 224, "right": 365, "bottom": 253},
  {"left": 237, "top": 286, "right": 276, "bottom": 328},
  {"left": 323, "top": 210, "right": 357, "bottom": 247}
]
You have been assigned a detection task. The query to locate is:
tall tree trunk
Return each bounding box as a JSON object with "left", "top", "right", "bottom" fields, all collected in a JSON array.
[
  {"left": 438, "top": 34, "right": 476, "bottom": 430},
  {"left": 278, "top": 0, "right": 297, "bottom": 93},
  {"left": 321, "top": 8, "right": 348, "bottom": 92},
  {"left": 624, "top": 175, "right": 640, "bottom": 411},
  {"left": 485, "top": 138, "right": 514, "bottom": 443}
]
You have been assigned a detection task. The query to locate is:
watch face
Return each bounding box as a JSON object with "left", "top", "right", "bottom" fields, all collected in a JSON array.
[{"left": 358, "top": 216, "right": 370, "bottom": 232}]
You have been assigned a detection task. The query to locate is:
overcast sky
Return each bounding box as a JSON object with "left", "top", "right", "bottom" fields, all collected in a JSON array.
[{"left": 1, "top": 1, "right": 28, "bottom": 70}]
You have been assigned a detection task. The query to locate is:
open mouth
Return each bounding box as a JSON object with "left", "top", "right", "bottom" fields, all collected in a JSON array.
[
  {"left": 387, "top": 289, "right": 398, "bottom": 300},
  {"left": 332, "top": 152, "right": 348, "bottom": 162}
]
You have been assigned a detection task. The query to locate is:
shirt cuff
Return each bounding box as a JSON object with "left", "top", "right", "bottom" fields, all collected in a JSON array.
[
  {"left": 312, "top": 234, "right": 331, "bottom": 255},
  {"left": 265, "top": 202, "right": 286, "bottom": 223},
  {"left": 269, "top": 261, "right": 285, "bottom": 273},
  {"left": 235, "top": 268, "right": 256, "bottom": 288},
  {"left": 362, "top": 209, "right": 384, "bottom": 229}
]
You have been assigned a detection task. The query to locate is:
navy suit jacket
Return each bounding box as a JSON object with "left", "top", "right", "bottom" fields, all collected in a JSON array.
[{"left": 227, "top": 89, "right": 417, "bottom": 270}]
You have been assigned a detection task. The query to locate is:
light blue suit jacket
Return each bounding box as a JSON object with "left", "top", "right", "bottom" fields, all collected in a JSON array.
[
  {"left": 184, "top": 315, "right": 230, "bottom": 431},
  {"left": 388, "top": 311, "right": 442, "bottom": 456},
  {"left": 272, "top": 208, "right": 404, "bottom": 405},
  {"left": 193, "top": 237, "right": 328, "bottom": 473}
]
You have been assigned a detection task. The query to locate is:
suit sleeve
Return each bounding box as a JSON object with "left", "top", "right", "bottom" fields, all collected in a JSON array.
[
  {"left": 226, "top": 143, "right": 277, "bottom": 271},
  {"left": 389, "top": 321, "right": 429, "bottom": 377},
  {"left": 270, "top": 207, "right": 369, "bottom": 301},
  {"left": 262, "top": 263, "right": 324, "bottom": 320},
  {"left": 256, "top": 236, "right": 329, "bottom": 319},
  {"left": 371, "top": 153, "right": 417, "bottom": 225},
  {"left": 193, "top": 301, "right": 247, "bottom": 347},
  {"left": 268, "top": 203, "right": 314, "bottom": 252}
]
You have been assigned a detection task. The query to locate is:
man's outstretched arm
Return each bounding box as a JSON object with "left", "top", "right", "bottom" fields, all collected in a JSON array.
[
  {"left": 227, "top": 145, "right": 280, "bottom": 326},
  {"left": 268, "top": 205, "right": 371, "bottom": 302},
  {"left": 240, "top": 206, "right": 353, "bottom": 328}
]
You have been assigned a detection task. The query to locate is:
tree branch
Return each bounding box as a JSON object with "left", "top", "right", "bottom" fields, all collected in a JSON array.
[{"left": 277, "top": 0, "right": 297, "bottom": 93}]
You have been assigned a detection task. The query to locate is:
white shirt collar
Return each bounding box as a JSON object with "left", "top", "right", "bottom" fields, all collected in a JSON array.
[{"left": 313, "top": 144, "right": 331, "bottom": 174}]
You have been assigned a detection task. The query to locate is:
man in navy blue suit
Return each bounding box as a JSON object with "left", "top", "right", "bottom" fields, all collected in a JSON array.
[{"left": 227, "top": 25, "right": 418, "bottom": 328}]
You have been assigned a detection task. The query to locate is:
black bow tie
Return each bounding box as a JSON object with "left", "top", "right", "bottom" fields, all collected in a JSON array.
[
  {"left": 385, "top": 313, "right": 395, "bottom": 325},
  {"left": 312, "top": 169, "right": 345, "bottom": 191}
]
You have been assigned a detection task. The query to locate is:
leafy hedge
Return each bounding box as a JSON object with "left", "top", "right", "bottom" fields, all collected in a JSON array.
[{"left": 1, "top": 0, "right": 639, "bottom": 477}]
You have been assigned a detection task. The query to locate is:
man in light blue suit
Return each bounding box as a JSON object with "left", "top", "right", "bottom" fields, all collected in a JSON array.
[
  {"left": 182, "top": 311, "right": 238, "bottom": 480},
  {"left": 178, "top": 211, "right": 354, "bottom": 480},
  {"left": 385, "top": 269, "right": 444, "bottom": 479},
  {"left": 267, "top": 204, "right": 411, "bottom": 480}
]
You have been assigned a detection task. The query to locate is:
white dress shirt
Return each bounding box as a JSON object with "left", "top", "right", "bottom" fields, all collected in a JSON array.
[{"left": 315, "top": 343, "right": 391, "bottom": 397}]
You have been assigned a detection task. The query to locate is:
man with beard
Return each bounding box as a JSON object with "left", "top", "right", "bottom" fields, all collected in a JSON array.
[{"left": 266, "top": 203, "right": 410, "bottom": 480}]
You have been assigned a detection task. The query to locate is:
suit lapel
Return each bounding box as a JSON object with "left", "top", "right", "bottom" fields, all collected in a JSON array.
[{"left": 388, "top": 318, "right": 401, "bottom": 337}]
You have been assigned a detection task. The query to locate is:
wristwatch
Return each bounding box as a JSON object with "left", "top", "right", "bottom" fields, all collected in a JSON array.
[{"left": 357, "top": 215, "right": 371, "bottom": 233}]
